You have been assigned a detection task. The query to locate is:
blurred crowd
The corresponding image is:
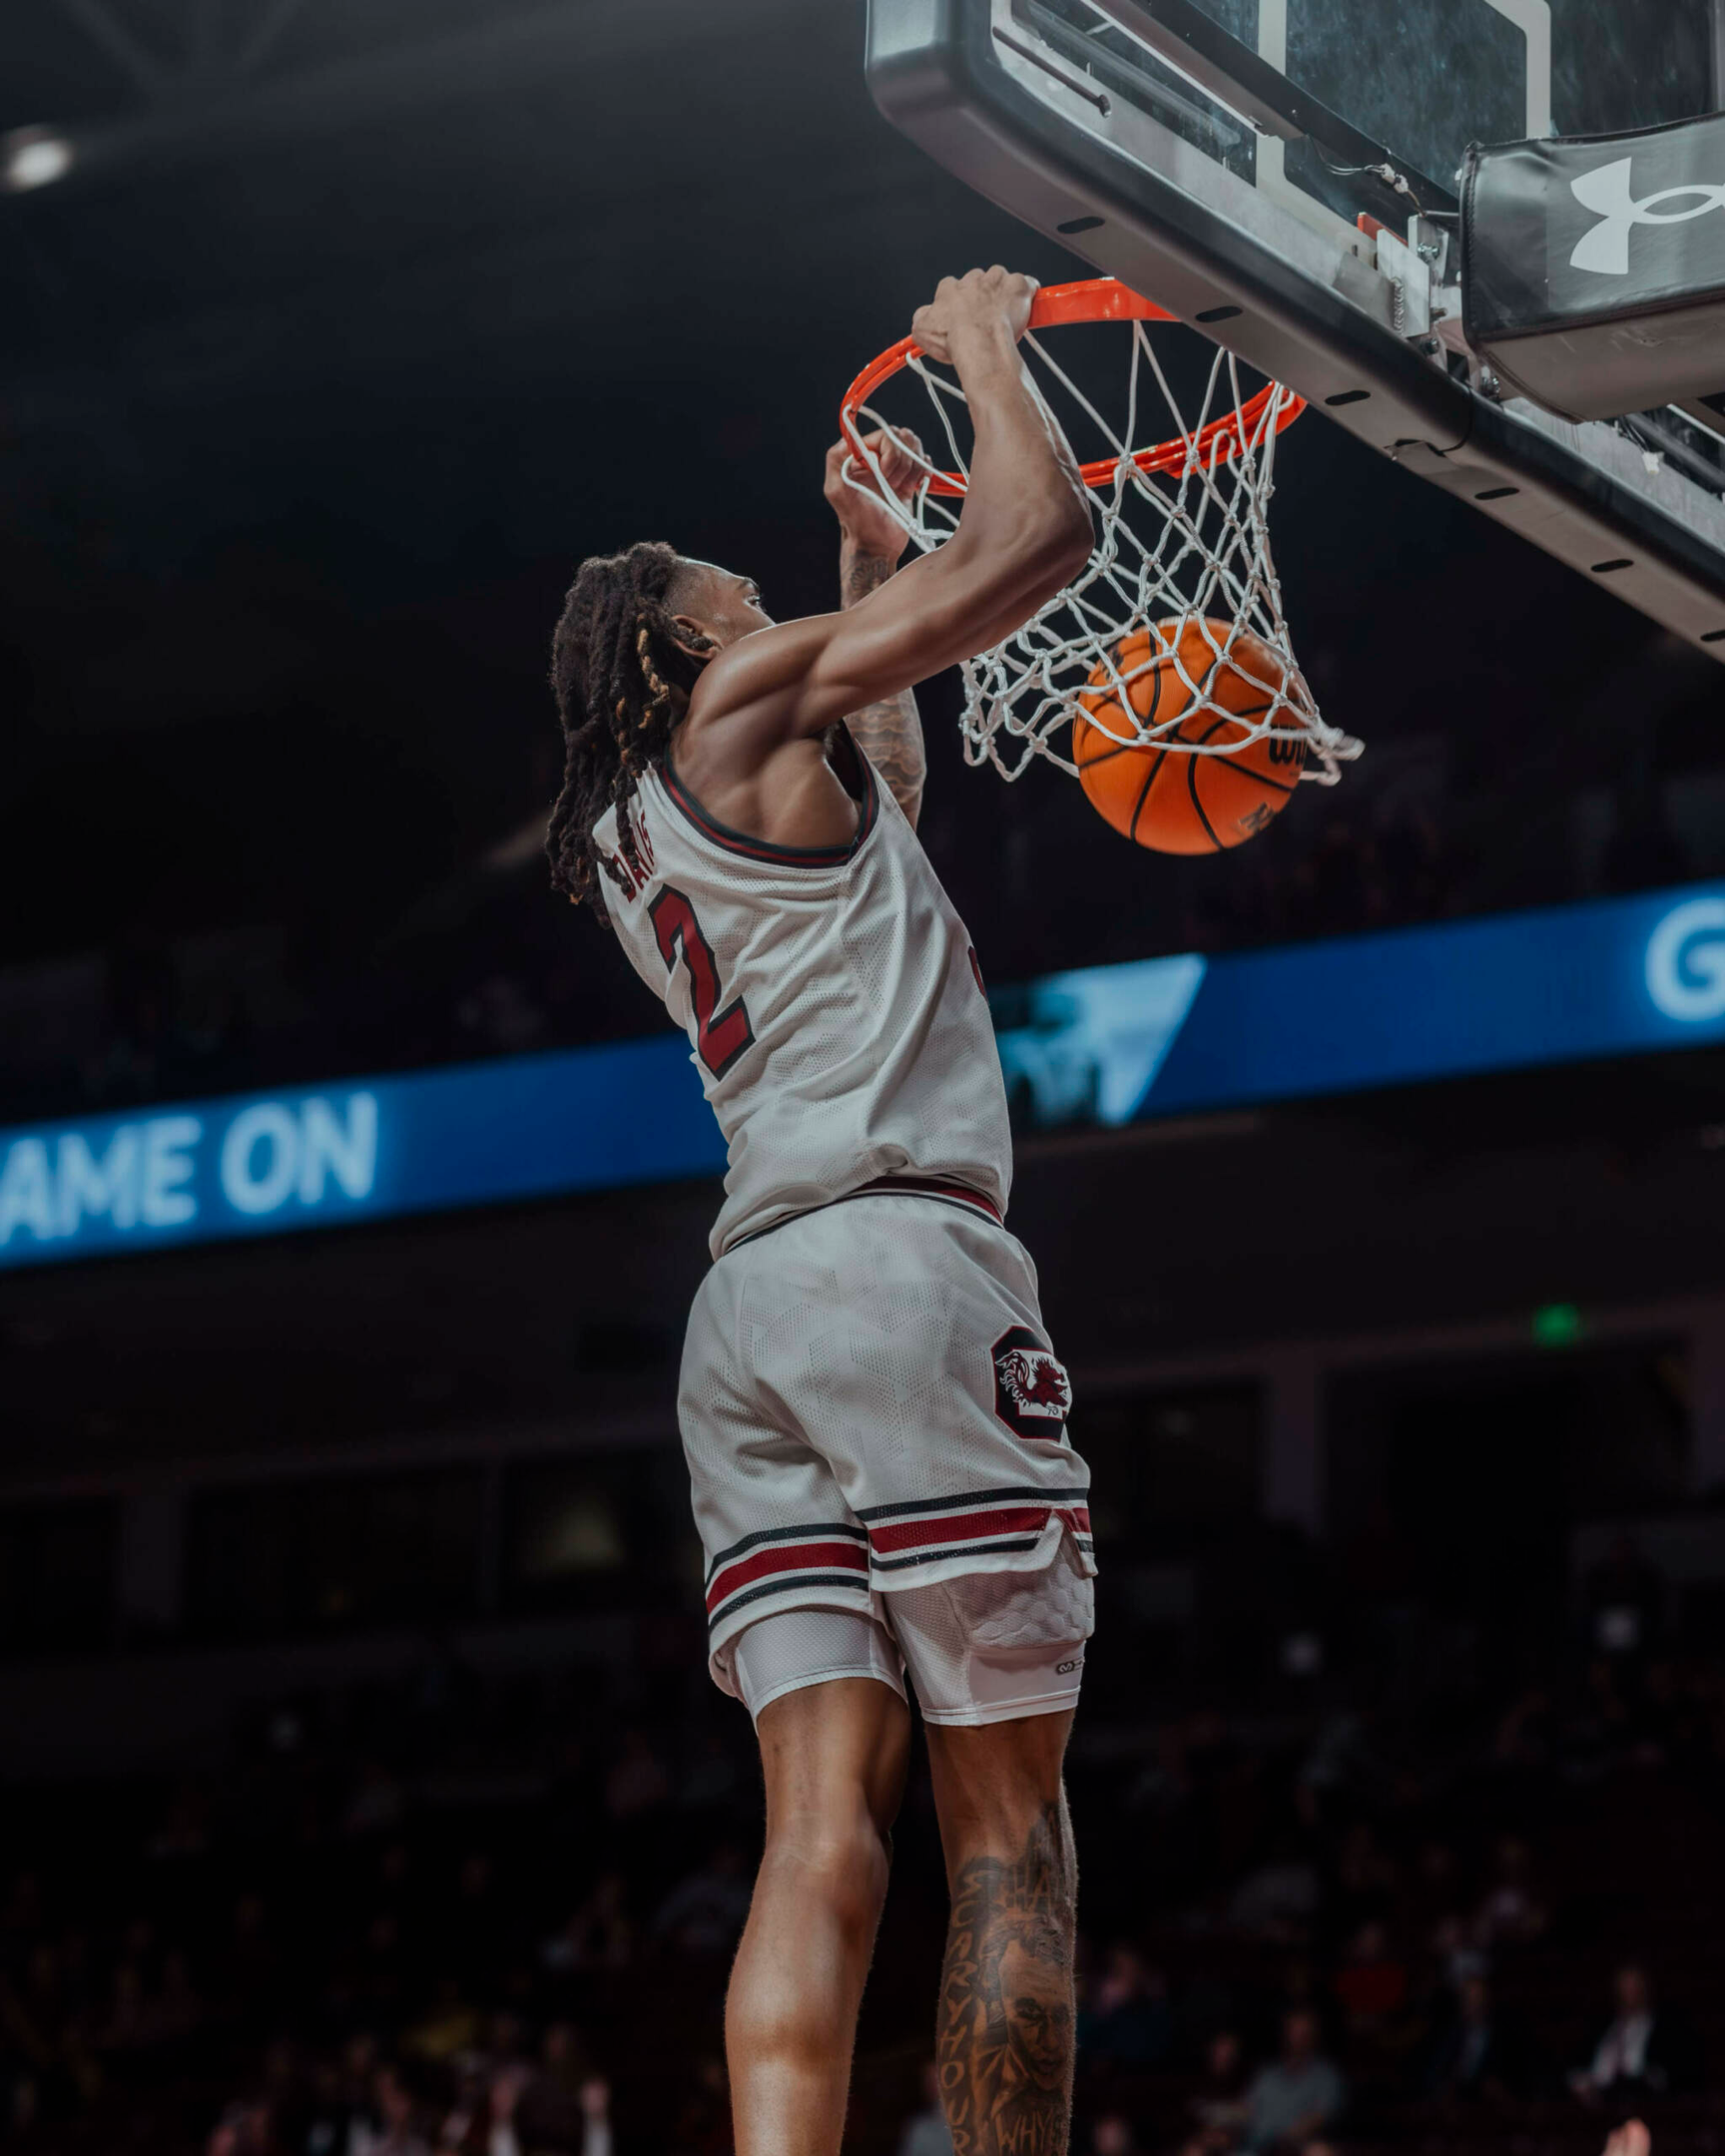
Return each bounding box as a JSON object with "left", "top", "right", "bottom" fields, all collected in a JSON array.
[
  {"left": 4, "top": 748, "right": 1715, "bottom": 1127},
  {"left": 1167, "top": 809, "right": 1458, "bottom": 958},
  {"left": 3, "top": 1525, "right": 1723, "bottom": 2156},
  {"left": 0, "top": 800, "right": 1476, "bottom": 1126}
]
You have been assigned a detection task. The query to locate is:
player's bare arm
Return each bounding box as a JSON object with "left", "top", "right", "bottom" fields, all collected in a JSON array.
[
  {"left": 827, "top": 426, "right": 927, "bottom": 828},
  {"left": 671, "top": 269, "right": 1091, "bottom": 846},
  {"left": 542, "top": 263, "right": 1099, "bottom": 2156}
]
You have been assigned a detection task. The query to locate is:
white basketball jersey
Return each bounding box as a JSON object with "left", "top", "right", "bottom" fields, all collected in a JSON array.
[{"left": 591, "top": 730, "right": 1012, "bottom": 1259}]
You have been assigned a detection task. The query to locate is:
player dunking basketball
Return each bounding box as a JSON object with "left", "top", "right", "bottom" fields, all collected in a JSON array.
[{"left": 543, "top": 270, "right": 1096, "bottom": 2156}]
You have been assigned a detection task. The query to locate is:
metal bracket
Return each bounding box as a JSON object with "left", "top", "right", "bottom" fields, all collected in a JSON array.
[
  {"left": 1374, "top": 222, "right": 1430, "bottom": 340},
  {"left": 1372, "top": 215, "right": 1457, "bottom": 341}
]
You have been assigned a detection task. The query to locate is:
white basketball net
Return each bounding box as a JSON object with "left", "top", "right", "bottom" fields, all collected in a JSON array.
[{"left": 842, "top": 306, "right": 1363, "bottom": 786}]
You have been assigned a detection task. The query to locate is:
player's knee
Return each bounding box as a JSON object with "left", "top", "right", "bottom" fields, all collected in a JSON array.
[
  {"left": 799, "top": 1816, "right": 893, "bottom": 1921},
  {"left": 763, "top": 1808, "right": 890, "bottom": 1935}
]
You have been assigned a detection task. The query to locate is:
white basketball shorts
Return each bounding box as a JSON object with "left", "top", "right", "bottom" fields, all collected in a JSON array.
[
  {"left": 727, "top": 1556, "right": 1094, "bottom": 1727},
  {"left": 678, "top": 1184, "right": 1096, "bottom": 1717}
]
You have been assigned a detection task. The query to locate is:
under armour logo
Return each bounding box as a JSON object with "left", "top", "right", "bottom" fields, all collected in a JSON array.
[{"left": 1569, "top": 157, "right": 1725, "bottom": 275}]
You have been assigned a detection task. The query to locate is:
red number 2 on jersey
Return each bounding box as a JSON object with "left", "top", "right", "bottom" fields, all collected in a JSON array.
[{"left": 648, "top": 886, "right": 755, "bottom": 1081}]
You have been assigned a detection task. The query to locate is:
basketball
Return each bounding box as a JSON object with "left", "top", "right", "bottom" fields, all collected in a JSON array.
[{"left": 1073, "top": 616, "right": 1309, "bottom": 854}]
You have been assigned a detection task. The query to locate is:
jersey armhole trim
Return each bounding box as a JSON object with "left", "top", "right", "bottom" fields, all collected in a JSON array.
[{"left": 659, "top": 736, "right": 879, "bottom": 868}]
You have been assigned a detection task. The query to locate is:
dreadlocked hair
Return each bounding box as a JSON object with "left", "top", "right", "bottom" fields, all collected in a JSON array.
[{"left": 545, "top": 540, "right": 711, "bottom": 910}]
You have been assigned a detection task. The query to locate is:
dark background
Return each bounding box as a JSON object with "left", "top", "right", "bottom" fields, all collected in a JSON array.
[
  {"left": 4, "top": 0, "right": 1722, "bottom": 1126},
  {"left": 4, "top": 9, "right": 1725, "bottom": 2156}
]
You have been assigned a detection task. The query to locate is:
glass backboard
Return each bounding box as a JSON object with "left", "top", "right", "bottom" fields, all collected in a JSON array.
[
  {"left": 866, "top": 0, "right": 1725, "bottom": 656},
  {"left": 1017, "top": 0, "right": 1712, "bottom": 246}
]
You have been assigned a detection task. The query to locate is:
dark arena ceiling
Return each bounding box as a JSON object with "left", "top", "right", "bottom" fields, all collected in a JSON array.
[{"left": 3, "top": 0, "right": 1718, "bottom": 994}]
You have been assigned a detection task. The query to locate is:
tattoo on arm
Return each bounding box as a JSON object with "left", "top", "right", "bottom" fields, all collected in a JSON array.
[
  {"left": 936, "top": 1801, "right": 1077, "bottom": 2156},
  {"left": 840, "top": 541, "right": 926, "bottom": 829}
]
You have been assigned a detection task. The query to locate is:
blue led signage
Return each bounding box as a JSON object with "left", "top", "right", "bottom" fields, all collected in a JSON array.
[{"left": 3, "top": 882, "right": 1723, "bottom": 1272}]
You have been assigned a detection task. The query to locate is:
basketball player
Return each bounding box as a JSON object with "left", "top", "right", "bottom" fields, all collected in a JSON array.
[{"left": 543, "top": 269, "right": 1095, "bottom": 2156}]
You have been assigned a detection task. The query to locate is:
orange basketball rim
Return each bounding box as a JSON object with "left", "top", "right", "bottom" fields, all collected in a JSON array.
[
  {"left": 840, "top": 276, "right": 1306, "bottom": 497},
  {"left": 836, "top": 274, "right": 1361, "bottom": 793}
]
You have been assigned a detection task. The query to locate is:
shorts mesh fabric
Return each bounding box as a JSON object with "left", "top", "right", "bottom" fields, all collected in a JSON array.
[
  {"left": 727, "top": 1605, "right": 906, "bottom": 1722},
  {"left": 679, "top": 1192, "right": 1096, "bottom": 1691},
  {"left": 889, "top": 1543, "right": 1094, "bottom": 1725},
  {"left": 725, "top": 1547, "right": 1094, "bottom": 1727}
]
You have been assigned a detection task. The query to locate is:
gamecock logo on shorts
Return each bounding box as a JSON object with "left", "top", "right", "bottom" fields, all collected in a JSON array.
[{"left": 992, "top": 1325, "right": 1073, "bottom": 1441}]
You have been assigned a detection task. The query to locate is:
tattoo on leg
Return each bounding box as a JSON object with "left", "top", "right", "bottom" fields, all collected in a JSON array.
[{"left": 936, "top": 1801, "right": 1076, "bottom": 2156}]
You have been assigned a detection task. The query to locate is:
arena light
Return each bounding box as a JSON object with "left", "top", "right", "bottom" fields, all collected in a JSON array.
[
  {"left": 2, "top": 127, "right": 76, "bottom": 194},
  {"left": 1531, "top": 1302, "right": 1585, "bottom": 1348}
]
